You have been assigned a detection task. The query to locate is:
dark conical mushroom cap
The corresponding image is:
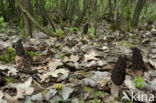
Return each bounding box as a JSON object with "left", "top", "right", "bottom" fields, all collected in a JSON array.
[
  {"left": 111, "top": 55, "right": 127, "bottom": 85},
  {"left": 13, "top": 38, "right": 25, "bottom": 57},
  {"left": 83, "top": 23, "right": 89, "bottom": 34},
  {"left": 131, "top": 47, "right": 144, "bottom": 70}
]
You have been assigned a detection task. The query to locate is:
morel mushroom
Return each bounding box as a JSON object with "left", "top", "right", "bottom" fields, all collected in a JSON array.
[
  {"left": 12, "top": 38, "right": 25, "bottom": 69},
  {"left": 13, "top": 38, "right": 25, "bottom": 63},
  {"left": 13, "top": 39, "right": 35, "bottom": 74},
  {"left": 111, "top": 55, "right": 127, "bottom": 97},
  {"left": 82, "top": 23, "right": 89, "bottom": 35},
  {"left": 13, "top": 38, "right": 25, "bottom": 57},
  {"left": 81, "top": 23, "right": 89, "bottom": 39},
  {"left": 131, "top": 47, "right": 144, "bottom": 77}
]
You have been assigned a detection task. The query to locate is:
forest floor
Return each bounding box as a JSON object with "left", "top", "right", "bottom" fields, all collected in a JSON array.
[{"left": 0, "top": 20, "right": 156, "bottom": 103}]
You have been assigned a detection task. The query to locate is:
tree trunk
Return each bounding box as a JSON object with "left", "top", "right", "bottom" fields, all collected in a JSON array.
[
  {"left": 16, "top": 0, "right": 52, "bottom": 37},
  {"left": 21, "top": 0, "right": 33, "bottom": 37},
  {"left": 75, "top": 0, "right": 88, "bottom": 26},
  {"left": 131, "top": 0, "right": 146, "bottom": 27},
  {"left": 8, "top": 0, "right": 16, "bottom": 20},
  {"left": 36, "top": 0, "right": 56, "bottom": 32}
]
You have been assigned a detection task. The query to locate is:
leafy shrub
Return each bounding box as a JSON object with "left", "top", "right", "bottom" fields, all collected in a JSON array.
[
  {"left": 88, "top": 27, "right": 95, "bottom": 40},
  {"left": 69, "top": 27, "right": 80, "bottom": 32},
  {"left": 55, "top": 29, "right": 65, "bottom": 38},
  {"left": 88, "top": 33, "right": 95, "bottom": 40},
  {"left": 0, "top": 16, "right": 15, "bottom": 35},
  {"left": 0, "top": 17, "right": 7, "bottom": 33},
  {"left": 0, "top": 17, "right": 7, "bottom": 28},
  {"left": 88, "top": 27, "right": 95, "bottom": 34}
]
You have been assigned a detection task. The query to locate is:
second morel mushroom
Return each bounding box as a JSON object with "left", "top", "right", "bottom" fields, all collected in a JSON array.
[
  {"left": 81, "top": 23, "right": 89, "bottom": 40},
  {"left": 131, "top": 47, "right": 144, "bottom": 77},
  {"left": 13, "top": 38, "right": 35, "bottom": 74},
  {"left": 13, "top": 38, "right": 25, "bottom": 65},
  {"left": 111, "top": 55, "right": 127, "bottom": 98}
]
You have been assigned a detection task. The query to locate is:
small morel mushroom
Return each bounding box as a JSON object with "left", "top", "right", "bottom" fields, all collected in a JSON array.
[
  {"left": 131, "top": 47, "right": 144, "bottom": 77},
  {"left": 111, "top": 55, "right": 127, "bottom": 97},
  {"left": 82, "top": 23, "right": 89, "bottom": 35},
  {"left": 13, "top": 39, "right": 35, "bottom": 74},
  {"left": 13, "top": 38, "right": 25, "bottom": 66},
  {"left": 81, "top": 23, "right": 89, "bottom": 39}
]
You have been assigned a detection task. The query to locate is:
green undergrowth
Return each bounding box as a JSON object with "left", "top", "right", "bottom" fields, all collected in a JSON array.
[
  {"left": 0, "top": 47, "right": 40, "bottom": 63},
  {"left": 0, "top": 47, "right": 15, "bottom": 63},
  {"left": 25, "top": 50, "right": 40, "bottom": 57},
  {"left": 69, "top": 27, "right": 80, "bottom": 32},
  {"left": 54, "top": 29, "right": 65, "bottom": 38},
  {"left": 119, "top": 41, "right": 137, "bottom": 48},
  {"left": 133, "top": 77, "right": 145, "bottom": 88},
  {"left": 88, "top": 27, "right": 96, "bottom": 40},
  {"left": 83, "top": 87, "right": 109, "bottom": 103},
  {"left": 5, "top": 77, "right": 18, "bottom": 83}
]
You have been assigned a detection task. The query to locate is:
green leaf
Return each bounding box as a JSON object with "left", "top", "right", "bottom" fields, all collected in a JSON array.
[
  {"left": 74, "top": 16, "right": 78, "bottom": 20},
  {"left": 69, "top": 27, "right": 79, "bottom": 32},
  {"left": 0, "top": 28, "right": 6, "bottom": 32},
  {"left": 0, "top": 17, "right": 4, "bottom": 22},
  {"left": 88, "top": 33, "right": 95, "bottom": 40},
  {"left": 88, "top": 28, "right": 95, "bottom": 34},
  {"left": 1, "top": 22, "right": 7, "bottom": 27},
  {"left": 133, "top": 77, "right": 144, "bottom": 88},
  {"left": 56, "top": 29, "right": 64, "bottom": 34}
]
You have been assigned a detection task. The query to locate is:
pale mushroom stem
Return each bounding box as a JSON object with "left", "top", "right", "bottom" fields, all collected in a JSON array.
[
  {"left": 111, "top": 83, "right": 120, "bottom": 98},
  {"left": 15, "top": 55, "right": 24, "bottom": 64}
]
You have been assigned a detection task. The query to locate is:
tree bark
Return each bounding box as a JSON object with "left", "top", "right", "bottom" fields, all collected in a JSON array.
[
  {"left": 75, "top": 0, "right": 88, "bottom": 26},
  {"left": 36, "top": 0, "right": 56, "bottom": 32},
  {"left": 21, "top": 0, "right": 33, "bottom": 37},
  {"left": 131, "top": 0, "right": 146, "bottom": 27},
  {"left": 16, "top": 0, "right": 52, "bottom": 37}
]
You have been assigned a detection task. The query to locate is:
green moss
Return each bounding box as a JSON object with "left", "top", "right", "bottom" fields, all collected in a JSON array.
[
  {"left": 119, "top": 41, "right": 137, "bottom": 48},
  {"left": 25, "top": 50, "right": 40, "bottom": 57},
  {"left": 0, "top": 47, "right": 15, "bottom": 63},
  {"left": 0, "top": 47, "right": 40, "bottom": 63}
]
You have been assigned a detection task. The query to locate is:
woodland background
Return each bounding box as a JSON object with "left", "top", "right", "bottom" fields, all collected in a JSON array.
[{"left": 0, "top": 0, "right": 156, "bottom": 103}]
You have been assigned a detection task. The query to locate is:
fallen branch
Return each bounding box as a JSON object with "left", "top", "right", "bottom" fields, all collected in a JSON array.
[{"left": 16, "top": 0, "right": 53, "bottom": 37}]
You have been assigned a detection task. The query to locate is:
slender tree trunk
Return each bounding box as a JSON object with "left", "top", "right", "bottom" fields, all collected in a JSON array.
[
  {"left": 16, "top": 0, "right": 52, "bottom": 37},
  {"left": 131, "top": 0, "right": 146, "bottom": 27},
  {"left": 21, "top": 0, "right": 33, "bottom": 37},
  {"left": 8, "top": 0, "right": 16, "bottom": 20},
  {"left": 114, "top": 0, "right": 118, "bottom": 23},
  {"left": 109, "top": 0, "right": 112, "bottom": 20},
  {"left": 69, "top": 0, "right": 76, "bottom": 25},
  {"left": 36, "top": 0, "right": 48, "bottom": 26},
  {"left": 75, "top": 0, "right": 88, "bottom": 26},
  {"left": 36, "top": 0, "right": 56, "bottom": 32}
]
